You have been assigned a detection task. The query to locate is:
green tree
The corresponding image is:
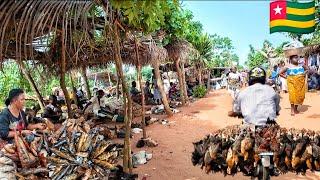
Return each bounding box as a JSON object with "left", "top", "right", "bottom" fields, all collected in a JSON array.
[
  {"left": 110, "top": 0, "right": 177, "bottom": 33},
  {"left": 245, "top": 45, "right": 268, "bottom": 69},
  {"left": 210, "top": 34, "right": 239, "bottom": 67}
]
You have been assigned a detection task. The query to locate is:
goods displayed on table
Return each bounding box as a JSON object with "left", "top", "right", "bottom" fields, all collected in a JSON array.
[{"left": 192, "top": 124, "right": 320, "bottom": 177}]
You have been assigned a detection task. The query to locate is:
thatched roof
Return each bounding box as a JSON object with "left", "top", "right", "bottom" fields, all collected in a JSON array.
[
  {"left": 120, "top": 33, "right": 167, "bottom": 67},
  {"left": 165, "top": 39, "right": 196, "bottom": 64},
  {"left": 0, "top": 0, "right": 167, "bottom": 73},
  {"left": 0, "top": 0, "right": 111, "bottom": 69},
  {"left": 303, "top": 44, "right": 320, "bottom": 56}
]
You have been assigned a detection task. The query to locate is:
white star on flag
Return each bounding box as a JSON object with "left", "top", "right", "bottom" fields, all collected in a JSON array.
[{"left": 274, "top": 5, "right": 282, "bottom": 15}]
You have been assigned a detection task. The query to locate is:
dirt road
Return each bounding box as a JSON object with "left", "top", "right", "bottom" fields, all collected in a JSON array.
[{"left": 132, "top": 90, "right": 320, "bottom": 180}]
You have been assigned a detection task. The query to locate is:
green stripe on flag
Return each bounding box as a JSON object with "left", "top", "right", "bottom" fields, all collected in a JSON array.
[
  {"left": 287, "top": 13, "right": 315, "bottom": 21},
  {"left": 287, "top": 1, "right": 315, "bottom": 9},
  {"left": 270, "top": 26, "right": 315, "bottom": 34}
]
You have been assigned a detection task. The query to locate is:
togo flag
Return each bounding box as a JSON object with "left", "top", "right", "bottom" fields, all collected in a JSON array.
[{"left": 270, "top": 0, "right": 315, "bottom": 34}]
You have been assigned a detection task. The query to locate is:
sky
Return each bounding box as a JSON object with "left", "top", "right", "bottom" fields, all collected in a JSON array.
[{"left": 183, "top": 1, "right": 292, "bottom": 65}]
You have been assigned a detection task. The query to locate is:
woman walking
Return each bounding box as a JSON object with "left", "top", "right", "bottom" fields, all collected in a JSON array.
[{"left": 280, "top": 55, "right": 308, "bottom": 116}]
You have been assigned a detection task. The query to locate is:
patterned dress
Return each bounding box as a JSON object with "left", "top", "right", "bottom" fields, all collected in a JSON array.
[{"left": 286, "top": 66, "right": 305, "bottom": 105}]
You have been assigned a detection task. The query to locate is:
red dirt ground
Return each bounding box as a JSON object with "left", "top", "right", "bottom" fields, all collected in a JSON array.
[{"left": 131, "top": 89, "right": 320, "bottom": 180}]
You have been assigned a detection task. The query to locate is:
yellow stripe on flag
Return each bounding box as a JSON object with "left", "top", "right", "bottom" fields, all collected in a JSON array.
[
  {"left": 270, "top": 19, "right": 315, "bottom": 28},
  {"left": 287, "top": 7, "right": 315, "bottom": 16}
]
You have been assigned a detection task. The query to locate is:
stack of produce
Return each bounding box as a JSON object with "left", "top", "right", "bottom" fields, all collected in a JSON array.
[{"left": 192, "top": 124, "right": 320, "bottom": 176}]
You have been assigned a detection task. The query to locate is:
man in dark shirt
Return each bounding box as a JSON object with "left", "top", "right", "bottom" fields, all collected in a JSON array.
[
  {"left": 42, "top": 95, "right": 62, "bottom": 123},
  {"left": 0, "top": 89, "right": 46, "bottom": 142},
  {"left": 130, "top": 81, "right": 142, "bottom": 104}
]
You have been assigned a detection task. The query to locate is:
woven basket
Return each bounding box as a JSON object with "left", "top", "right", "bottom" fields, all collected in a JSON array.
[{"left": 283, "top": 47, "right": 303, "bottom": 57}]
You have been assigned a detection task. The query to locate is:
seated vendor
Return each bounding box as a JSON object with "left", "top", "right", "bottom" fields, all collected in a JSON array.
[
  {"left": 0, "top": 89, "right": 46, "bottom": 142},
  {"left": 130, "top": 81, "right": 142, "bottom": 104},
  {"left": 83, "top": 89, "right": 124, "bottom": 122},
  {"left": 144, "top": 81, "right": 154, "bottom": 104},
  {"left": 42, "top": 95, "right": 62, "bottom": 123},
  {"left": 169, "top": 82, "right": 179, "bottom": 100},
  {"left": 308, "top": 70, "right": 320, "bottom": 91}
]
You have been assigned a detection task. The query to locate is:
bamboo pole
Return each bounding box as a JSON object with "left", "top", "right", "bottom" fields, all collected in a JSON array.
[
  {"left": 16, "top": 60, "right": 45, "bottom": 111},
  {"left": 135, "top": 38, "right": 146, "bottom": 139}
]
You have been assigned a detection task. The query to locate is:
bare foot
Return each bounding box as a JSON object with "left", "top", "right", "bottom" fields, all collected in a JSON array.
[
  {"left": 291, "top": 112, "right": 295, "bottom": 116},
  {"left": 294, "top": 110, "right": 299, "bottom": 114}
]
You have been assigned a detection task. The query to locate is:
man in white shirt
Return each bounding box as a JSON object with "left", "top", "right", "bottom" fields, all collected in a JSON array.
[
  {"left": 83, "top": 89, "right": 123, "bottom": 122},
  {"left": 228, "top": 67, "right": 280, "bottom": 126}
]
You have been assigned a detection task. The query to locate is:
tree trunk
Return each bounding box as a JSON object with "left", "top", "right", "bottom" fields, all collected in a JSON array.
[
  {"left": 116, "top": 76, "right": 120, "bottom": 99},
  {"left": 113, "top": 22, "right": 133, "bottom": 173},
  {"left": 70, "top": 72, "right": 78, "bottom": 106},
  {"left": 16, "top": 60, "right": 45, "bottom": 111},
  {"left": 107, "top": 71, "right": 112, "bottom": 87},
  {"left": 198, "top": 67, "right": 202, "bottom": 85},
  {"left": 80, "top": 66, "right": 91, "bottom": 99},
  {"left": 207, "top": 71, "right": 211, "bottom": 91},
  {"left": 153, "top": 61, "right": 173, "bottom": 116},
  {"left": 61, "top": 32, "right": 72, "bottom": 118},
  {"left": 175, "top": 59, "right": 186, "bottom": 105},
  {"left": 181, "top": 62, "right": 189, "bottom": 103},
  {"left": 167, "top": 72, "right": 171, "bottom": 83},
  {"left": 135, "top": 39, "right": 146, "bottom": 139}
]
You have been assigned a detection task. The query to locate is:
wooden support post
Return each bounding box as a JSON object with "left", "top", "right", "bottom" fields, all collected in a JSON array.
[
  {"left": 60, "top": 32, "right": 72, "bottom": 118},
  {"left": 80, "top": 65, "right": 91, "bottom": 99},
  {"left": 153, "top": 61, "right": 173, "bottom": 116},
  {"left": 16, "top": 60, "right": 45, "bottom": 111},
  {"left": 113, "top": 22, "right": 133, "bottom": 173},
  {"left": 181, "top": 62, "right": 189, "bottom": 103},
  {"left": 70, "top": 72, "right": 78, "bottom": 106},
  {"left": 175, "top": 59, "right": 186, "bottom": 105},
  {"left": 135, "top": 38, "right": 146, "bottom": 139}
]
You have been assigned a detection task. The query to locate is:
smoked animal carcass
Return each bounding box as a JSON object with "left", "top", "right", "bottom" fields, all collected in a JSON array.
[{"left": 192, "top": 125, "right": 320, "bottom": 177}]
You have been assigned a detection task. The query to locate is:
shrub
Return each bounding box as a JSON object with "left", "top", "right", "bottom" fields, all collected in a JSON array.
[{"left": 192, "top": 85, "right": 207, "bottom": 98}]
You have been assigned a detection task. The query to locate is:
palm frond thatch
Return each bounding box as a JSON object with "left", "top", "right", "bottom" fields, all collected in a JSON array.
[
  {"left": 0, "top": 0, "right": 112, "bottom": 70},
  {"left": 303, "top": 44, "right": 320, "bottom": 56},
  {"left": 165, "top": 39, "right": 195, "bottom": 64},
  {"left": 0, "top": 0, "right": 167, "bottom": 73}
]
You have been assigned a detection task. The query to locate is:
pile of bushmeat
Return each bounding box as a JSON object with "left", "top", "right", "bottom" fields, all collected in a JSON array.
[
  {"left": 192, "top": 124, "right": 320, "bottom": 177},
  {"left": 0, "top": 117, "right": 129, "bottom": 179}
]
